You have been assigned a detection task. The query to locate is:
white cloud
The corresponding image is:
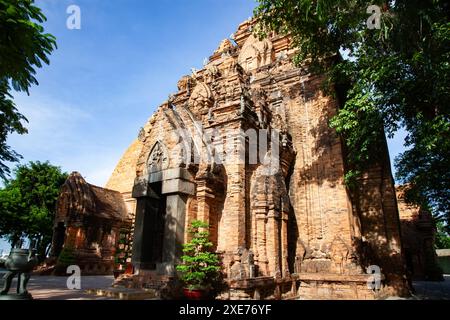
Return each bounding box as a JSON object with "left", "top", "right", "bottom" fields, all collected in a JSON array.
[
  {"left": 9, "top": 93, "right": 92, "bottom": 152},
  {"left": 6, "top": 93, "right": 121, "bottom": 187}
]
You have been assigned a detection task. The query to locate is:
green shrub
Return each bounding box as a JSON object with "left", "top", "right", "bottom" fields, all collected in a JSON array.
[
  {"left": 176, "top": 220, "right": 222, "bottom": 291},
  {"left": 57, "top": 246, "right": 76, "bottom": 266}
]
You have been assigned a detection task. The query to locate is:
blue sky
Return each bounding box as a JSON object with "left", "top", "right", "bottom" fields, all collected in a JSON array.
[{"left": 1, "top": 0, "right": 406, "bottom": 253}]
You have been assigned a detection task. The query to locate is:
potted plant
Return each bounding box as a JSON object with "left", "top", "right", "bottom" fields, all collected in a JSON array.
[{"left": 176, "top": 220, "right": 222, "bottom": 300}]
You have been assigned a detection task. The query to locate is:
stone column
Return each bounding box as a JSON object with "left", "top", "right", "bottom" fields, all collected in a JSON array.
[
  {"left": 158, "top": 194, "right": 187, "bottom": 276},
  {"left": 214, "top": 124, "right": 246, "bottom": 253},
  {"left": 196, "top": 180, "right": 213, "bottom": 224},
  {"left": 266, "top": 210, "right": 281, "bottom": 277},
  {"left": 281, "top": 211, "right": 289, "bottom": 277},
  {"left": 157, "top": 168, "right": 195, "bottom": 276},
  {"left": 131, "top": 197, "right": 146, "bottom": 272},
  {"left": 219, "top": 163, "right": 247, "bottom": 252},
  {"left": 196, "top": 179, "right": 218, "bottom": 243},
  {"left": 254, "top": 207, "right": 268, "bottom": 276}
]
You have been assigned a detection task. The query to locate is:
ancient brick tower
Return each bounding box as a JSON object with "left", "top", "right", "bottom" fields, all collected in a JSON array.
[{"left": 106, "top": 20, "right": 410, "bottom": 299}]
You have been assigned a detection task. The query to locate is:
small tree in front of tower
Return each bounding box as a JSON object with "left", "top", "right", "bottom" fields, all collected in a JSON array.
[{"left": 176, "top": 220, "right": 222, "bottom": 299}]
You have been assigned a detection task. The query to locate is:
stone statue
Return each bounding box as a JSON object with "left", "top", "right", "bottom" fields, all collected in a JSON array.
[
  {"left": 207, "top": 102, "right": 215, "bottom": 123},
  {"left": 238, "top": 94, "right": 245, "bottom": 115}
]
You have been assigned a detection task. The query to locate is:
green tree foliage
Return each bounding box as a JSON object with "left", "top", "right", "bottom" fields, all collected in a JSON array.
[
  {"left": 435, "top": 222, "right": 450, "bottom": 249},
  {"left": 0, "top": 161, "right": 68, "bottom": 262},
  {"left": 254, "top": 0, "right": 449, "bottom": 223},
  {"left": 176, "top": 220, "right": 222, "bottom": 291},
  {"left": 0, "top": 0, "right": 57, "bottom": 179}
]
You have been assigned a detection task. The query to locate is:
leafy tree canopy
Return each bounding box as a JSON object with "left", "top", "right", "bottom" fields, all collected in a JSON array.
[
  {"left": 0, "top": 0, "right": 57, "bottom": 179},
  {"left": 254, "top": 0, "right": 449, "bottom": 226},
  {"left": 0, "top": 161, "right": 67, "bottom": 261},
  {"left": 435, "top": 222, "right": 450, "bottom": 249}
]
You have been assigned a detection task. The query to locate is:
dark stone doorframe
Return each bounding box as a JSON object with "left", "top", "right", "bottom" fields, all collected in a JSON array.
[
  {"left": 52, "top": 222, "right": 66, "bottom": 258},
  {"left": 131, "top": 168, "right": 195, "bottom": 275},
  {"left": 131, "top": 182, "right": 166, "bottom": 271}
]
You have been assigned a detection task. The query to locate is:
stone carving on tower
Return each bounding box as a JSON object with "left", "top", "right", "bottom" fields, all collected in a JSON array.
[
  {"left": 238, "top": 35, "right": 273, "bottom": 72},
  {"left": 148, "top": 142, "right": 169, "bottom": 173},
  {"left": 188, "top": 82, "right": 213, "bottom": 115}
]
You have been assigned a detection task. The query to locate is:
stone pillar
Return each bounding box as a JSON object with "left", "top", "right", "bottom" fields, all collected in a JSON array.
[
  {"left": 158, "top": 168, "right": 195, "bottom": 276},
  {"left": 215, "top": 124, "right": 247, "bottom": 254},
  {"left": 158, "top": 194, "right": 187, "bottom": 275},
  {"left": 254, "top": 207, "right": 268, "bottom": 276},
  {"left": 281, "top": 211, "right": 289, "bottom": 277},
  {"left": 196, "top": 180, "right": 213, "bottom": 224},
  {"left": 131, "top": 197, "right": 146, "bottom": 271},
  {"left": 196, "top": 179, "right": 217, "bottom": 243},
  {"left": 266, "top": 210, "right": 281, "bottom": 277},
  {"left": 219, "top": 163, "right": 247, "bottom": 252}
]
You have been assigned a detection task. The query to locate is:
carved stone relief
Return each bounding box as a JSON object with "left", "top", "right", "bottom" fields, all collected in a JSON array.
[{"left": 148, "top": 142, "right": 169, "bottom": 173}]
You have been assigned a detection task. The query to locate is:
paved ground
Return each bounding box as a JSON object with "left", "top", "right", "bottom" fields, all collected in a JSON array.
[
  {"left": 410, "top": 275, "right": 450, "bottom": 300},
  {"left": 27, "top": 275, "right": 116, "bottom": 300},
  {"left": 0, "top": 270, "right": 116, "bottom": 300},
  {"left": 1, "top": 269, "right": 450, "bottom": 300}
]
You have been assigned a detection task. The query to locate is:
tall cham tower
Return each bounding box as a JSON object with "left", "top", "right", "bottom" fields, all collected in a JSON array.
[{"left": 106, "top": 19, "right": 409, "bottom": 299}]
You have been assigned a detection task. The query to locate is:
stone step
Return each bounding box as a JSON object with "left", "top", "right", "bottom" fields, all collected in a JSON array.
[{"left": 85, "top": 287, "right": 160, "bottom": 300}]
